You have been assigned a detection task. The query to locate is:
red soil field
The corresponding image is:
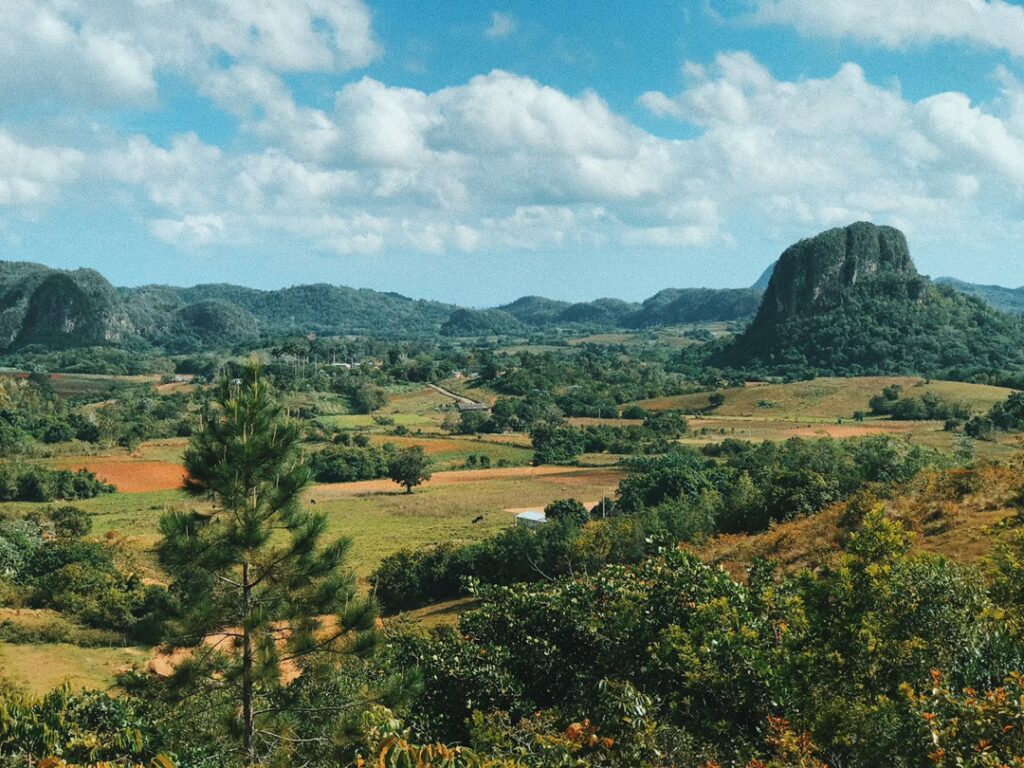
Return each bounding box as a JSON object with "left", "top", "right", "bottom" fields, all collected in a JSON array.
[{"left": 56, "top": 459, "right": 186, "bottom": 494}]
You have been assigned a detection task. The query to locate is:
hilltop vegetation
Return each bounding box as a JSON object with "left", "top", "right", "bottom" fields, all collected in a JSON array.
[
  {"left": 0, "top": 259, "right": 766, "bottom": 358},
  {"left": 938, "top": 276, "right": 1024, "bottom": 314},
  {"left": 720, "top": 222, "right": 1024, "bottom": 378}
]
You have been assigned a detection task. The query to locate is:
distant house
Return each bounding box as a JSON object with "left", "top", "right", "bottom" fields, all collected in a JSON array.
[
  {"left": 457, "top": 401, "right": 491, "bottom": 413},
  {"left": 173, "top": 373, "right": 195, "bottom": 383},
  {"left": 515, "top": 510, "right": 547, "bottom": 529}
]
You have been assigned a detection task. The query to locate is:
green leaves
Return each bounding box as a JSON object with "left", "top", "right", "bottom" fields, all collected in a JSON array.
[{"left": 156, "top": 361, "right": 381, "bottom": 763}]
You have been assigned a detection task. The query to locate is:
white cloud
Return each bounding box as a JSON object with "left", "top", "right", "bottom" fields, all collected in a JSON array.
[
  {"left": 753, "top": 0, "right": 1024, "bottom": 56},
  {"left": 0, "top": 131, "right": 84, "bottom": 206},
  {"left": 636, "top": 50, "right": 1024, "bottom": 270},
  {"left": 103, "top": 134, "right": 223, "bottom": 212},
  {"left": 918, "top": 92, "right": 1024, "bottom": 183},
  {"left": 335, "top": 78, "right": 440, "bottom": 167},
  {"left": 486, "top": 11, "right": 517, "bottom": 39},
  {"left": 82, "top": 59, "right": 1024, "bottom": 263},
  {"left": 150, "top": 214, "right": 227, "bottom": 246},
  {"left": 0, "top": 1, "right": 157, "bottom": 105},
  {"left": 13, "top": 48, "right": 1024, "bottom": 280},
  {"left": 0, "top": 0, "right": 380, "bottom": 107},
  {"left": 200, "top": 65, "right": 342, "bottom": 162}
]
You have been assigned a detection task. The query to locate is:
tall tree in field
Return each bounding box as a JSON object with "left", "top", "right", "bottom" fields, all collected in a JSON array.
[
  {"left": 157, "top": 362, "right": 379, "bottom": 764},
  {"left": 387, "top": 445, "right": 431, "bottom": 494}
]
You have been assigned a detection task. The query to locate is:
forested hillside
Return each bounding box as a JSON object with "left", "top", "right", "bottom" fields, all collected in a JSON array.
[
  {"left": 0, "top": 260, "right": 765, "bottom": 353},
  {"left": 937, "top": 276, "right": 1024, "bottom": 314},
  {"left": 720, "top": 222, "right": 1024, "bottom": 378}
]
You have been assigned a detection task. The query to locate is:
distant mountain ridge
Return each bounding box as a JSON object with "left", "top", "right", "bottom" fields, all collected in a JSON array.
[
  {"left": 0, "top": 259, "right": 769, "bottom": 352},
  {"left": 935, "top": 277, "right": 1024, "bottom": 315}
]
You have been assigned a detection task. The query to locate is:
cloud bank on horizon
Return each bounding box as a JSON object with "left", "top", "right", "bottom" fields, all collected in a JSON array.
[{"left": 1, "top": 0, "right": 1023, "bottom": 302}]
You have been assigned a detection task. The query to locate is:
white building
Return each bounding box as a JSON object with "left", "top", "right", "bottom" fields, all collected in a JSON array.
[{"left": 514, "top": 510, "right": 547, "bottom": 529}]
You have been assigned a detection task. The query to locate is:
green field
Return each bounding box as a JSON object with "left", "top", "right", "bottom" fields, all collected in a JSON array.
[
  {"left": 0, "top": 641, "right": 151, "bottom": 695},
  {"left": 0, "top": 467, "right": 622, "bottom": 580}
]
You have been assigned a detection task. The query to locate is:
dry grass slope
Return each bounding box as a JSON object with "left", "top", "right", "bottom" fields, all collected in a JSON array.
[
  {"left": 699, "top": 462, "right": 1022, "bottom": 581},
  {"left": 637, "top": 377, "right": 1015, "bottom": 419}
]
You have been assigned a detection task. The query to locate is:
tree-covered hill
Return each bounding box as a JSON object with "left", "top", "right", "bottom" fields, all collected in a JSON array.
[
  {"left": 497, "top": 288, "right": 762, "bottom": 329},
  {"left": 0, "top": 258, "right": 771, "bottom": 351},
  {"left": 440, "top": 307, "right": 525, "bottom": 336},
  {"left": 719, "top": 222, "right": 1024, "bottom": 377},
  {"left": 631, "top": 287, "right": 762, "bottom": 326},
  {"left": 0, "top": 265, "right": 132, "bottom": 350},
  {"left": 936, "top": 276, "right": 1024, "bottom": 315}
]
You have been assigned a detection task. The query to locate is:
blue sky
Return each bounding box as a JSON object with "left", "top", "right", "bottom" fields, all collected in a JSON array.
[{"left": 2, "top": 0, "right": 1024, "bottom": 304}]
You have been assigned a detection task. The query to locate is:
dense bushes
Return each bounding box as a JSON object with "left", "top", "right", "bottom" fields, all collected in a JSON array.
[
  {"left": 966, "top": 390, "right": 1024, "bottom": 438},
  {"left": 529, "top": 413, "right": 689, "bottom": 464},
  {"left": 391, "top": 510, "right": 1024, "bottom": 766},
  {"left": 488, "top": 348, "right": 686, "bottom": 405},
  {"left": 0, "top": 375, "right": 98, "bottom": 452},
  {"left": 308, "top": 444, "right": 393, "bottom": 482},
  {"left": 530, "top": 422, "right": 586, "bottom": 464},
  {"left": 372, "top": 436, "right": 940, "bottom": 611},
  {"left": 0, "top": 684, "right": 168, "bottom": 766},
  {"left": 0, "top": 507, "right": 164, "bottom": 641},
  {"left": 0, "top": 463, "right": 114, "bottom": 501},
  {"left": 0, "top": 374, "right": 200, "bottom": 453},
  {"left": 868, "top": 383, "right": 971, "bottom": 421}
]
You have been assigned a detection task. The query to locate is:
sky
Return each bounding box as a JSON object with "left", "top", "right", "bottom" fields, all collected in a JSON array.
[{"left": 3, "top": 0, "right": 1024, "bottom": 305}]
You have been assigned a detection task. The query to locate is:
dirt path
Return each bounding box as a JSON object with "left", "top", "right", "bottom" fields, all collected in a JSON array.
[{"left": 427, "top": 382, "right": 485, "bottom": 407}]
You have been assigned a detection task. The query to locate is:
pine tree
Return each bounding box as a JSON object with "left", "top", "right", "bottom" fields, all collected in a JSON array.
[{"left": 157, "top": 362, "right": 379, "bottom": 764}]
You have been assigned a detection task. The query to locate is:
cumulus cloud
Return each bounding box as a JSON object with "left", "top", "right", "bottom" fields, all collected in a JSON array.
[
  {"left": 150, "top": 214, "right": 227, "bottom": 246},
  {"left": 0, "top": 131, "right": 84, "bottom": 206},
  {"left": 918, "top": 92, "right": 1024, "bottom": 183},
  {"left": 59, "top": 57, "right": 1020, "bottom": 264},
  {"left": 752, "top": 0, "right": 1024, "bottom": 56},
  {"left": 639, "top": 51, "right": 1024, "bottom": 243},
  {"left": 0, "top": 0, "right": 157, "bottom": 105},
  {"left": 10, "top": 39, "right": 1024, "bottom": 279},
  {"left": 0, "top": 0, "right": 380, "bottom": 107},
  {"left": 486, "top": 11, "right": 517, "bottom": 39}
]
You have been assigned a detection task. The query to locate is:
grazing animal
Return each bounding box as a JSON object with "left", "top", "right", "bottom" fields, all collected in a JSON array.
[
  {"left": 309, "top": 499, "right": 316, "bottom": 504},
  {"left": 471, "top": 515, "right": 484, "bottom": 524}
]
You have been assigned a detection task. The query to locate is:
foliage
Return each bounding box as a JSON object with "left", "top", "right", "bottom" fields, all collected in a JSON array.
[
  {"left": 544, "top": 498, "right": 589, "bottom": 526},
  {"left": 0, "top": 464, "right": 114, "bottom": 502},
  {"left": 967, "top": 391, "right": 1024, "bottom": 438},
  {"left": 0, "top": 683, "right": 170, "bottom": 767},
  {"left": 372, "top": 436, "right": 940, "bottom": 612},
  {"left": 156, "top": 362, "right": 380, "bottom": 763},
  {"left": 0, "top": 507, "right": 161, "bottom": 640},
  {"left": 530, "top": 422, "right": 586, "bottom": 465},
  {"left": 309, "top": 444, "right": 394, "bottom": 483},
  {"left": 908, "top": 670, "right": 1024, "bottom": 767},
  {"left": 387, "top": 446, "right": 432, "bottom": 493},
  {"left": 723, "top": 272, "right": 1024, "bottom": 380},
  {"left": 869, "top": 386, "right": 971, "bottom": 421}
]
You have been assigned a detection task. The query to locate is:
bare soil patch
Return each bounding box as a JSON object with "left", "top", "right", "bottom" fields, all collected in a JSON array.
[{"left": 54, "top": 458, "right": 186, "bottom": 493}]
